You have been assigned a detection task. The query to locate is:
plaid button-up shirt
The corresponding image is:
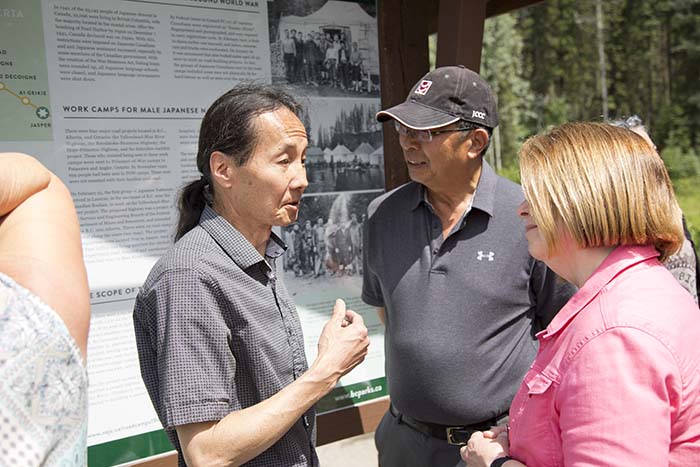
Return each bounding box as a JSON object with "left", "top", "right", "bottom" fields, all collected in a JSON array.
[{"left": 134, "top": 205, "right": 317, "bottom": 467}]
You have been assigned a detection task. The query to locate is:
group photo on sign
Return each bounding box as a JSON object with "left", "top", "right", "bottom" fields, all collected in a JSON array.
[
  {"left": 2, "top": 0, "right": 700, "bottom": 466},
  {"left": 268, "top": 0, "right": 380, "bottom": 97},
  {"left": 281, "top": 192, "right": 375, "bottom": 285}
]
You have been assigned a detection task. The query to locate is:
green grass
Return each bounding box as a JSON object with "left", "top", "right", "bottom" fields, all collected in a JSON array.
[{"left": 673, "top": 176, "right": 700, "bottom": 256}]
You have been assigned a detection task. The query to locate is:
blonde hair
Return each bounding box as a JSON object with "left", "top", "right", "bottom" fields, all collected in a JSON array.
[{"left": 519, "top": 122, "right": 683, "bottom": 261}]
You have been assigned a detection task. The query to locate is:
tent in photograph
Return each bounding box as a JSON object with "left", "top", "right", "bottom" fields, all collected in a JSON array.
[
  {"left": 354, "top": 142, "right": 374, "bottom": 164},
  {"left": 278, "top": 1, "right": 379, "bottom": 75},
  {"left": 331, "top": 143, "right": 352, "bottom": 164},
  {"left": 323, "top": 147, "right": 334, "bottom": 163},
  {"left": 307, "top": 146, "right": 324, "bottom": 164},
  {"left": 369, "top": 145, "right": 383, "bottom": 166}
]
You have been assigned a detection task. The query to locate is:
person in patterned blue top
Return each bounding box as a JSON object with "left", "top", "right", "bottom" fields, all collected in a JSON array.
[
  {"left": 133, "top": 83, "right": 370, "bottom": 467},
  {"left": 0, "top": 152, "right": 90, "bottom": 466}
]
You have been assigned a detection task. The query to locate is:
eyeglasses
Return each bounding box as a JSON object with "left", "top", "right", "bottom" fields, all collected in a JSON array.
[
  {"left": 623, "top": 115, "right": 643, "bottom": 129},
  {"left": 610, "top": 115, "right": 643, "bottom": 130},
  {"left": 393, "top": 121, "right": 477, "bottom": 142}
]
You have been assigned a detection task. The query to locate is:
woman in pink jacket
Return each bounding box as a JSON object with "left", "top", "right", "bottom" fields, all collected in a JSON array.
[{"left": 463, "top": 122, "right": 700, "bottom": 467}]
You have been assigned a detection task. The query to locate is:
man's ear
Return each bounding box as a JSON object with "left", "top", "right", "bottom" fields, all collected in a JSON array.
[
  {"left": 210, "top": 151, "right": 234, "bottom": 189},
  {"left": 467, "top": 128, "right": 490, "bottom": 159}
]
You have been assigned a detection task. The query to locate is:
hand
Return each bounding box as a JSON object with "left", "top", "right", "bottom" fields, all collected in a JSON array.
[
  {"left": 482, "top": 423, "right": 509, "bottom": 439},
  {"left": 313, "top": 299, "right": 370, "bottom": 384},
  {"left": 460, "top": 430, "right": 509, "bottom": 467}
]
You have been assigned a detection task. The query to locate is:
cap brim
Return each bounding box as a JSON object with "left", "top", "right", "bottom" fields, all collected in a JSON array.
[{"left": 376, "top": 101, "right": 460, "bottom": 130}]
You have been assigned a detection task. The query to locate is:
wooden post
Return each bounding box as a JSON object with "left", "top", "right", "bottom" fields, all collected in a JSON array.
[
  {"left": 436, "top": 0, "right": 487, "bottom": 71},
  {"left": 377, "top": 0, "right": 430, "bottom": 190},
  {"left": 317, "top": 399, "right": 390, "bottom": 445},
  {"left": 486, "top": 0, "right": 545, "bottom": 18}
]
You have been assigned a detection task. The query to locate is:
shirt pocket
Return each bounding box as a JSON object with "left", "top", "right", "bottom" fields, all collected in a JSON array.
[
  {"left": 513, "top": 371, "right": 562, "bottom": 466},
  {"left": 527, "top": 372, "right": 554, "bottom": 396}
]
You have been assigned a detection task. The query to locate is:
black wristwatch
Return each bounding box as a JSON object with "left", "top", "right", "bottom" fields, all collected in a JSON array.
[{"left": 490, "top": 456, "right": 513, "bottom": 467}]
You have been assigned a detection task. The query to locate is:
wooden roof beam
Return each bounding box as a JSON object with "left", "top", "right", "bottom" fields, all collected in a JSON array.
[
  {"left": 486, "top": 0, "right": 545, "bottom": 18},
  {"left": 436, "top": 0, "right": 487, "bottom": 71},
  {"left": 426, "top": 0, "right": 546, "bottom": 35}
]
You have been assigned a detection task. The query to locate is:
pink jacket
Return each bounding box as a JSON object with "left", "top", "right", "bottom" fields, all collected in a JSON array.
[{"left": 509, "top": 245, "right": 700, "bottom": 466}]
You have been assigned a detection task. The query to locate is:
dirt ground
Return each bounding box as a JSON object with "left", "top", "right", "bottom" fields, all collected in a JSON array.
[{"left": 317, "top": 432, "right": 377, "bottom": 467}]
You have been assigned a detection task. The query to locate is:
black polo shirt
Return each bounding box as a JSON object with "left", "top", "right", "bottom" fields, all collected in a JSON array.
[{"left": 362, "top": 161, "right": 575, "bottom": 425}]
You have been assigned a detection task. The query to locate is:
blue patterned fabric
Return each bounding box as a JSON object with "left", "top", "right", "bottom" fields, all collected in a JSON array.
[{"left": 0, "top": 273, "right": 88, "bottom": 466}]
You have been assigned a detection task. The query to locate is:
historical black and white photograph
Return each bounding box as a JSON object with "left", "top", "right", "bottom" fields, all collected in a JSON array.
[
  {"left": 302, "top": 98, "right": 384, "bottom": 193},
  {"left": 279, "top": 191, "right": 380, "bottom": 292},
  {"left": 267, "top": 0, "right": 380, "bottom": 97}
]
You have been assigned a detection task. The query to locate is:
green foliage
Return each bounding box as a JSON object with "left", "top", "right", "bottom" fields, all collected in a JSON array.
[
  {"left": 428, "top": 33, "right": 437, "bottom": 70},
  {"left": 496, "top": 163, "right": 521, "bottom": 184},
  {"left": 655, "top": 104, "right": 689, "bottom": 149},
  {"left": 673, "top": 176, "right": 700, "bottom": 256},
  {"left": 687, "top": 222, "right": 700, "bottom": 257},
  {"left": 518, "top": 0, "right": 600, "bottom": 127},
  {"left": 482, "top": 0, "right": 700, "bottom": 145},
  {"left": 662, "top": 145, "right": 700, "bottom": 179},
  {"left": 425, "top": 2, "right": 700, "bottom": 233},
  {"left": 481, "top": 14, "right": 533, "bottom": 169},
  {"left": 476, "top": 1, "right": 699, "bottom": 251}
]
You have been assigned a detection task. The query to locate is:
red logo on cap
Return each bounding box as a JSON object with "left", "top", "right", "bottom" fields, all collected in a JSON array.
[{"left": 415, "top": 80, "right": 432, "bottom": 95}]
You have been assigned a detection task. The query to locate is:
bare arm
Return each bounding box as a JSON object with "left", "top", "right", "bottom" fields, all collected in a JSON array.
[
  {"left": 377, "top": 306, "right": 385, "bottom": 324},
  {"left": 177, "top": 299, "right": 369, "bottom": 466},
  {"left": 178, "top": 367, "right": 332, "bottom": 467},
  {"left": 0, "top": 160, "right": 89, "bottom": 358},
  {"left": 0, "top": 153, "right": 51, "bottom": 216}
]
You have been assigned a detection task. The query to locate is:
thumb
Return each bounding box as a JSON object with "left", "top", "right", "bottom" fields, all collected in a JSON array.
[{"left": 332, "top": 299, "right": 346, "bottom": 324}]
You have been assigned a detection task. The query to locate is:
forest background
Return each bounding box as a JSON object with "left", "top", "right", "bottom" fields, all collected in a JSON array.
[{"left": 428, "top": 0, "right": 700, "bottom": 252}]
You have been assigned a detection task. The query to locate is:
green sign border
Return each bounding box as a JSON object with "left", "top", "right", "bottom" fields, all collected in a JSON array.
[
  {"left": 88, "top": 377, "right": 387, "bottom": 466},
  {"left": 88, "top": 429, "right": 173, "bottom": 467}
]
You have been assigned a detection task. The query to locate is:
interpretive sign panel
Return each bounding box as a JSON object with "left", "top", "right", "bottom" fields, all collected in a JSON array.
[{"left": 0, "top": 0, "right": 385, "bottom": 465}]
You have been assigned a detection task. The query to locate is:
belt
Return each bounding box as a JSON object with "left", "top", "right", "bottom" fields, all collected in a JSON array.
[{"left": 389, "top": 404, "right": 504, "bottom": 446}]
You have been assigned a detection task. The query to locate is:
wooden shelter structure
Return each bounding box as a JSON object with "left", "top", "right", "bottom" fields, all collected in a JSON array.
[{"left": 138, "top": 1, "right": 543, "bottom": 465}]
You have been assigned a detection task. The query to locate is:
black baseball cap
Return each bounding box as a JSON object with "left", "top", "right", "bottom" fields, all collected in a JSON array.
[{"left": 376, "top": 65, "right": 499, "bottom": 130}]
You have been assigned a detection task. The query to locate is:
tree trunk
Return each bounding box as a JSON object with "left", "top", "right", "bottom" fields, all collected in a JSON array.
[{"left": 595, "top": 0, "right": 608, "bottom": 120}]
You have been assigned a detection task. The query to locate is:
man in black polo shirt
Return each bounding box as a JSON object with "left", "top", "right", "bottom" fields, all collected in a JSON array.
[{"left": 362, "top": 66, "right": 575, "bottom": 466}]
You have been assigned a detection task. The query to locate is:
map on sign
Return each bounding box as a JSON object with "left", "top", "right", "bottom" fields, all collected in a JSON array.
[{"left": 0, "top": 0, "right": 53, "bottom": 141}]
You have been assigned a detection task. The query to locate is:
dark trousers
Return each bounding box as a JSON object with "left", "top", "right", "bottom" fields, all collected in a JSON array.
[
  {"left": 284, "top": 53, "right": 294, "bottom": 82},
  {"left": 294, "top": 57, "right": 303, "bottom": 82},
  {"left": 375, "top": 410, "right": 466, "bottom": 467}
]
